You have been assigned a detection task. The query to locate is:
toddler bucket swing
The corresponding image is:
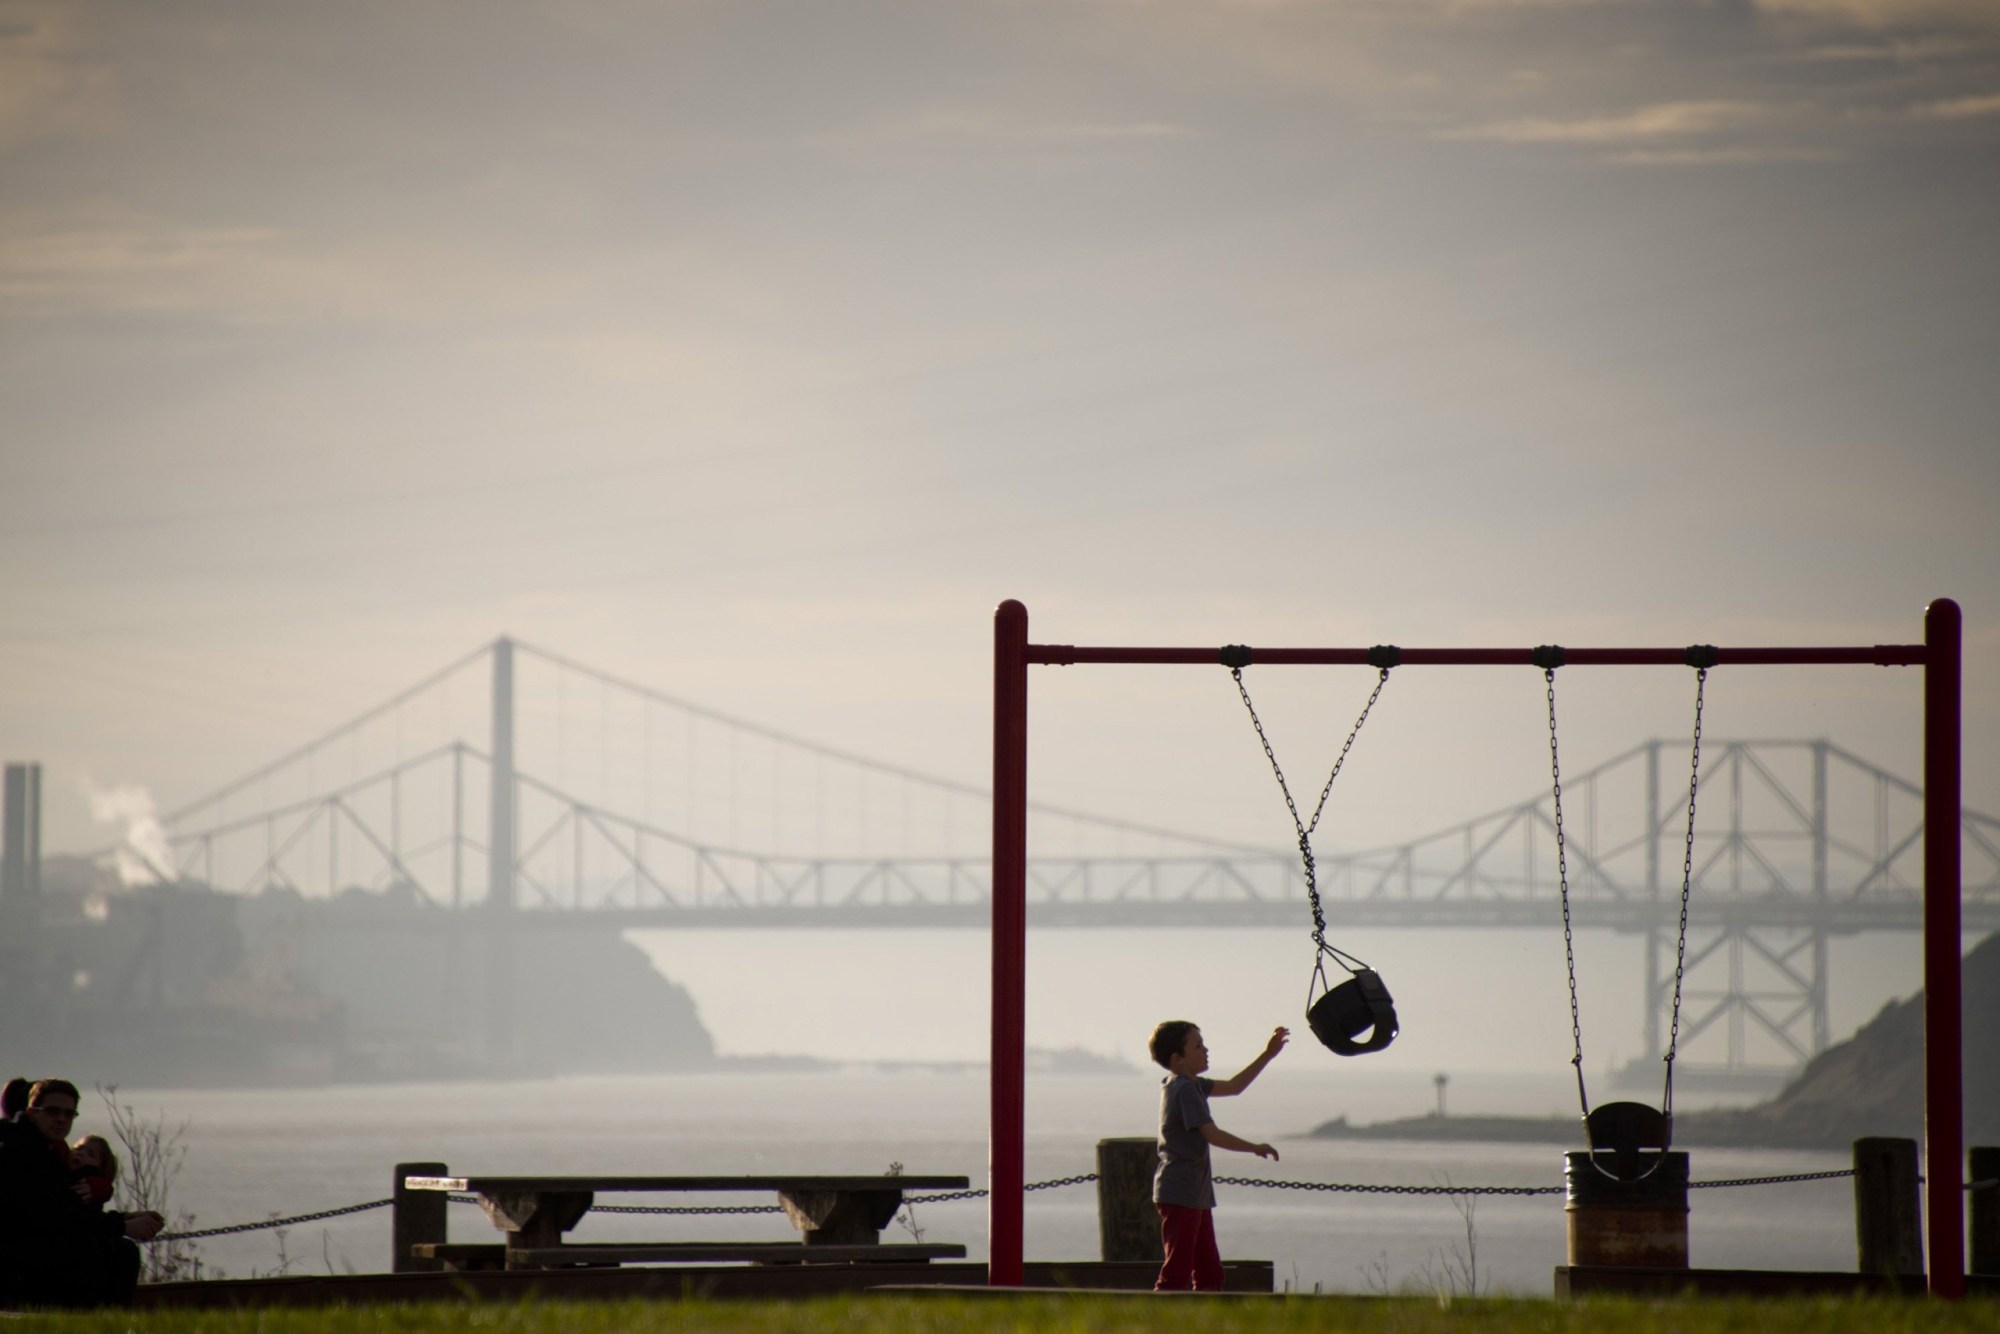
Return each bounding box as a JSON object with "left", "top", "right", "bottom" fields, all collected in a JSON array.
[
  {"left": 1539, "top": 643, "right": 1715, "bottom": 1182},
  {"left": 1225, "top": 643, "right": 1401, "bottom": 1057}
]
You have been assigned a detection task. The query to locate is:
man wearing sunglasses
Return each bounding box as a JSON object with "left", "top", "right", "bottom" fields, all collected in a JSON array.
[{"left": 0, "top": 1079, "right": 162, "bottom": 1309}]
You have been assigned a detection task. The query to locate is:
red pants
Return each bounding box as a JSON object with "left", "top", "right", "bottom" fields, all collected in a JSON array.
[{"left": 1154, "top": 1203, "right": 1225, "bottom": 1290}]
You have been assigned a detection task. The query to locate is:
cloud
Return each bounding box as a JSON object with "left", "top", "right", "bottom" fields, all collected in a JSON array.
[
  {"left": 1791, "top": 36, "right": 1983, "bottom": 61},
  {"left": 816, "top": 107, "right": 1197, "bottom": 154},
  {"left": 1603, "top": 145, "right": 1846, "bottom": 165},
  {"left": 0, "top": 208, "right": 570, "bottom": 322},
  {"left": 1438, "top": 99, "right": 1765, "bottom": 145},
  {"left": 1913, "top": 90, "right": 2000, "bottom": 118},
  {"left": 1757, "top": 0, "right": 2000, "bottom": 28},
  {"left": 0, "top": 0, "right": 118, "bottom": 144}
]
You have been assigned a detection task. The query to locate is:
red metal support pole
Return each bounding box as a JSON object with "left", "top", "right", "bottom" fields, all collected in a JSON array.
[
  {"left": 1923, "top": 597, "right": 1964, "bottom": 1299},
  {"left": 990, "top": 600, "right": 1029, "bottom": 1286}
]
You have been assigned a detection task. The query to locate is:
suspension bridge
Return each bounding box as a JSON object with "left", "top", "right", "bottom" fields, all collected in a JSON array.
[{"left": 151, "top": 637, "right": 2000, "bottom": 1079}]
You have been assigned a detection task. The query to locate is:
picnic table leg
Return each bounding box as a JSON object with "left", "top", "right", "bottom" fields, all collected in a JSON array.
[
  {"left": 478, "top": 1190, "right": 595, "bottom": 1266},
  {"left": 779, "top": 1188, "right": 903, "bottom": 1245}
]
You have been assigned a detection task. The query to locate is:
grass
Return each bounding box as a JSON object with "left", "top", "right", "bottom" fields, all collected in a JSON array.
[{"left": 28, "top": 1293, "right": 2000, "bottom": 1334}]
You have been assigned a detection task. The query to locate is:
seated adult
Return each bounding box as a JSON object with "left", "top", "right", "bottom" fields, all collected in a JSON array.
[
  {"left": 0, "top": 1079, "right": 163, "bottom": 1309},
  {"left": 0, "top": 1075, "right": 27, "bottom": 1123}
]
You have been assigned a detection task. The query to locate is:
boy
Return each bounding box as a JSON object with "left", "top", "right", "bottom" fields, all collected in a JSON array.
[
  {"left": 70, "top": 1134, "right": 119, "bottom": 1210},
  {"left": 1148, "top": 1020, "right": 1288, "bottom": 1291}
]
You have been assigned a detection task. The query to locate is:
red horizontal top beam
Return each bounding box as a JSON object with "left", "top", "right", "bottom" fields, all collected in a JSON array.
[{"left": 1028, "top": 644, "right": 1927, "bottom": 667}]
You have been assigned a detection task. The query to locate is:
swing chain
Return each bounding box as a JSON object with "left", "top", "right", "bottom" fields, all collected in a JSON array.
[
  {"left": 1546, "top": 667, "right": 1587, "bottom": 1114},
  {"left": 1231, "top": 664, "right": 1390, "bottom": 980},
  {"left": 1550, "top": 655, "right": 1710, "bottom": 1131},
  {"left": 1662, "top": 666, "right": 1707, "bottom": 1116}
]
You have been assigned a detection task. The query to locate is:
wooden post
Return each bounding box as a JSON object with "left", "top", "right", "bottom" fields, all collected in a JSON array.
[
  {"left": 1096, "top": 1138, "right": 1162, "bottom": 1263},
  {"left": 1971, "top": 1146, "right": 1999, "bottom": 1277},
  {"left": 1853, "top": 1137, "right": 1923, "bottom": 1277},
  {"left": 393, "top": 1161, "right": 448, "bottom": 1273}
]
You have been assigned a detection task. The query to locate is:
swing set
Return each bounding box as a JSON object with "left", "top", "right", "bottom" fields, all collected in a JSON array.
[{"left": 988, "top": 597, "right": 1966, "bottom": 1296}]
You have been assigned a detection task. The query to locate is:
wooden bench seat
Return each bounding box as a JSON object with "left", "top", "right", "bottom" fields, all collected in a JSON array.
[{"left": 508, "top": 1242, "right": 967, "bottom": 1268}]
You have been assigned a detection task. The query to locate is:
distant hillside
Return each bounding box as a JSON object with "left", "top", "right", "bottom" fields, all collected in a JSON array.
[
  {"left": 1313, "top": 931, "right": 1999, "bottom": 1150},
  {"left": 1678, "top": 929, "right": 1998, "bottom": 1149}
]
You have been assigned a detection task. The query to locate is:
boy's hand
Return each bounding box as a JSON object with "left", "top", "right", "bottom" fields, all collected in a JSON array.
[
  {"left": 1262, "top": 1027, "right": 1290, "bottom": 1061},
  {"left": 1253, "top": 1143, "right": 1280, "bottom": 1162}
]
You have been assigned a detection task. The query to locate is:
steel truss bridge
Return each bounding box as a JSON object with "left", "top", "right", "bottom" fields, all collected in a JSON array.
[{"left": 160, "top": 639, "right": 2000, "bottom": 1078}]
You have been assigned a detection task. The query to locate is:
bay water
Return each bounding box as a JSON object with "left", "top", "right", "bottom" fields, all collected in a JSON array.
[{"left": 106, "top": 1066, "right": 1861, "bottom": 1295}]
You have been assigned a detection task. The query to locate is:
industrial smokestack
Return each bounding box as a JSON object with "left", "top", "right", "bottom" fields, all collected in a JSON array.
[{"left": 2, "top": 762, "right": 42, "bottom": 903}]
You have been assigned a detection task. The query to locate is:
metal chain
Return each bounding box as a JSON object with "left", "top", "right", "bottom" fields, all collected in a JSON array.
[
  {"left": 908, "top": 1176, "right": 1096, "bottom": 1208},
  {"left": 1220, "top": 1168, "right": 1855, "bottom": 1196},
  {"left": 1688, "top": 1169, "right": 1853, "bottom": 1189},
  {"left": 159, "top": 1197, "right": 392, "bottom": 1241},
  {"left": 155, "top": 1164, "right": 1868, "bottom": 1240},
  {"left": 1231, "top": 665, "right": 1390, "bottom": 988},
  {"left": 1662, "top": 667, "right": 1707, "bottom": 1121},
  {"left": 1547, "top": 666, "right": 1587, "bottom": 1119},
  {"left": 1219, "top": 1175, "right": 1561, "bottom": 1197}
]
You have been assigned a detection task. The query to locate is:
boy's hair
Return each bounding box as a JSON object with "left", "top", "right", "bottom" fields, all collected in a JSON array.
[
  {"left": 1148, "top": 1020, "right": 1198, "bottom": 1071},
  {"left": 73, "top": 1134, "right": 119, "bottom": 1182},
  {"left": 28, "top": 1078, "right": 80, "bottom": 1108}
]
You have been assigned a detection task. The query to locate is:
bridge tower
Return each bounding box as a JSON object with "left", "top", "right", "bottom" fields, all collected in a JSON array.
[
  {"left": 485, "top": 637, "right": 516, "bottom": 1062},
  {"left": 1635, "top": 738, "right": 1832, "bottom": 1081}
]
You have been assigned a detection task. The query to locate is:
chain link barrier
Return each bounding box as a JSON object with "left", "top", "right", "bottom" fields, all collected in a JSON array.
[
  {"left": 150, "top": 1164, "right": 1875, "bottom": 1241},
  {"left": 905, "top": 1172, "right": 1100, "bottom": 1204},
  {"left": 1220, "top": 1174, "right": 1561, "bottom": 1197},
  {"left": 160, "top": 1197, "right": 391, "bottom": 1241},
  {"left": 1688, "top": 1170, "right": 1854, "bottom": 1190},
  {"left": 1222, "top": 1167, "right": 1855, "bottom": 1196}
]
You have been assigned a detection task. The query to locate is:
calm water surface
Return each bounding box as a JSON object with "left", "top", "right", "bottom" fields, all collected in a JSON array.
[{"left": 111, "top": 1068, "right": 1855, "bottom": 1295}]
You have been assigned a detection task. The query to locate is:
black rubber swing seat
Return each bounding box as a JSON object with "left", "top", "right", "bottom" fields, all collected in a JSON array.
[
  {"left": 1583, "top": 1100, "right": 1673, "bottom": 1181},
  {"left": 1307, "top": 969, "right": 1399, "bottom": 1056}
]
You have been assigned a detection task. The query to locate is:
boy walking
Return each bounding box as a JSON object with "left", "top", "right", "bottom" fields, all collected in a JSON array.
[{"left": 1148, "top": 1020, "right": 1288, "bottom": 1291}]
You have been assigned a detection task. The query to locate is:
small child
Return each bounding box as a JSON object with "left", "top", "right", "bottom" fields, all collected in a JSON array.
[
  {"left": 70, "top": 1133, "right": 119, "bottom": 1210},
  {"left": 1148, "top": 1020, "right": 1287, "bottom": 1291}
]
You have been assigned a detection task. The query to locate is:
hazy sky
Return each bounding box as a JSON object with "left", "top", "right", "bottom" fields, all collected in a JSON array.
[{"left": 4, "top": 1, "right": 1997, "bottom": 1067}]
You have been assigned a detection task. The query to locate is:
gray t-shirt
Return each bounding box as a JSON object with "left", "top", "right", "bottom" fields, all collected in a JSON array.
[{"left": 1153, "top": 1073, "right": 1217, "bottom": 1208}]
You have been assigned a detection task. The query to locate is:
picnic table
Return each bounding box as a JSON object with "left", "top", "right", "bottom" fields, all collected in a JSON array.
[{"left": 401, "top": 1172, "right": 971, "bottom": 1271}]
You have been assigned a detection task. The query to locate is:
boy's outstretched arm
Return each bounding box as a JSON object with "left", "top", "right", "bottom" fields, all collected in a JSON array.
[
  {"left": 1210, "top": 1026, "right": 1289, "bottom": 1096},
  {"left": 1199, "top": 1123, "right": 1280, "bottom": 1161}
]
